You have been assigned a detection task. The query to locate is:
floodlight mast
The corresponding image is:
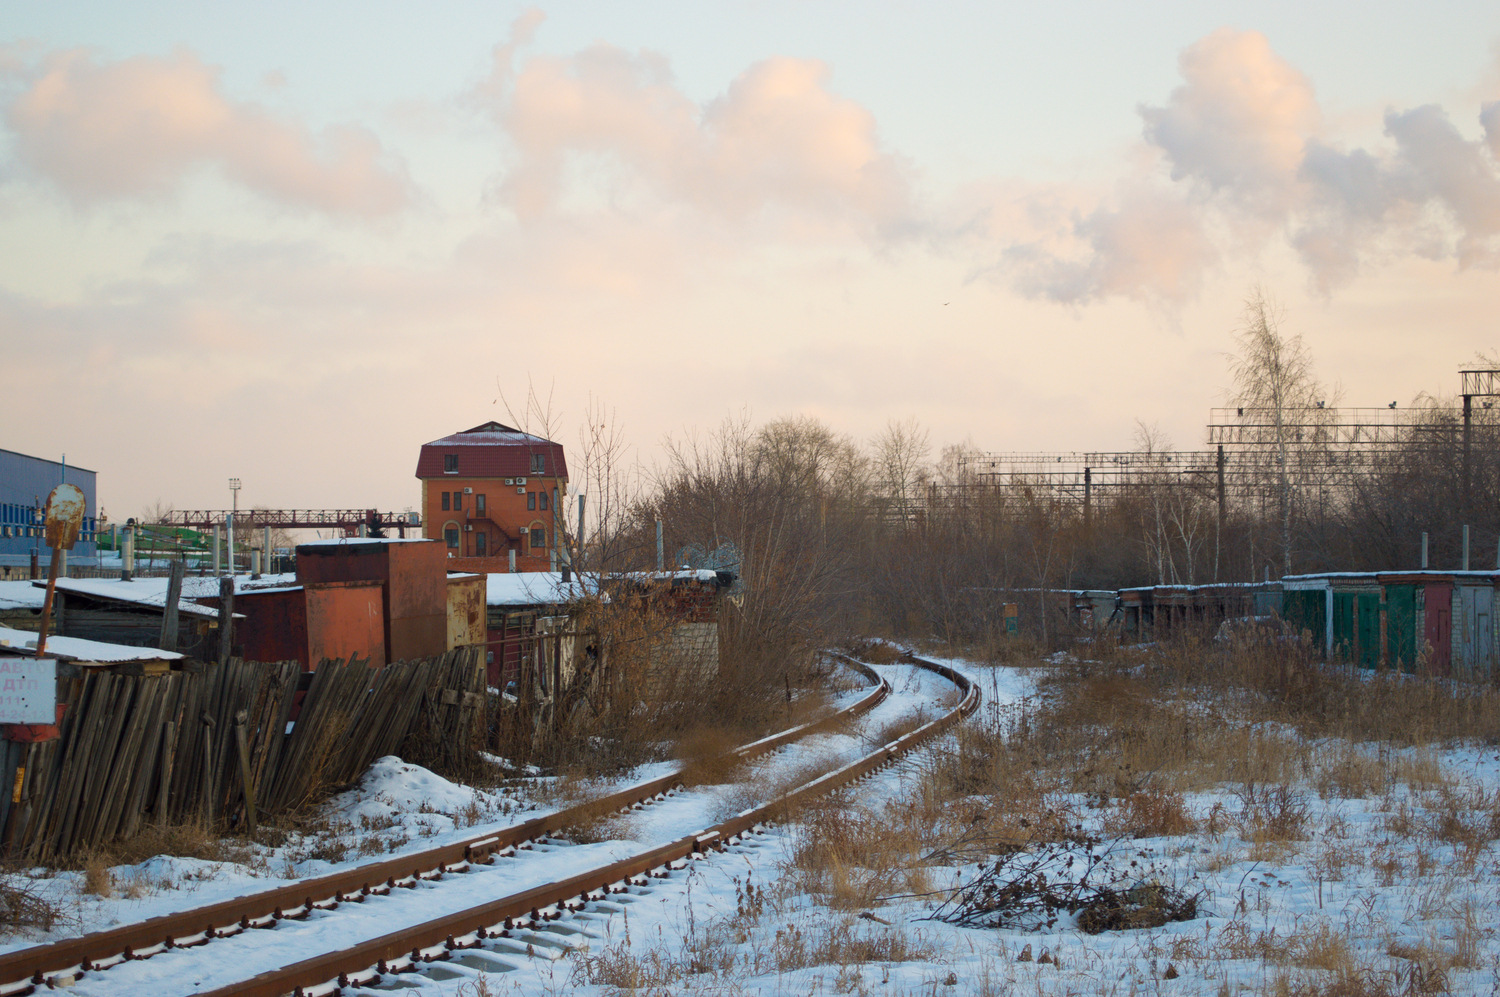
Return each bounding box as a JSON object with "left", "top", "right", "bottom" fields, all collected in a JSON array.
[
  {"left": 228, "top": 478, "right": 241, "bottom": 576},
  {"left": 1459, "top": 368, "right": 1500, "bottom": 508}
]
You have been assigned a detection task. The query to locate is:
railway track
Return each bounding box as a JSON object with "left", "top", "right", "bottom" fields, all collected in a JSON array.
[{"left": 0, "top": 655, "right": 976, "bottom": 995}]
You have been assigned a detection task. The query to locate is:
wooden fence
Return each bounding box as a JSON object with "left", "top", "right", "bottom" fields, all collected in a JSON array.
[{"left": 5, "top": 646, "right": 486, "bottom": 861}]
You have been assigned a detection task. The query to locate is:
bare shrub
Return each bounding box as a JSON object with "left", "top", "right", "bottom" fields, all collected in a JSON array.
[
  {"left": 931, "top": 834, "right": 1199, "bottom": 933},
  {"left": 0, "top": 877, "right": 67, "bottom": 934},
  {"left": 1233, "top": 783, "right": 1311, "bottom": 842}
]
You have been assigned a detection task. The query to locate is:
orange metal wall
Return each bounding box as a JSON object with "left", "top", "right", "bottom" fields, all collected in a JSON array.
[
  {"left": 305, "top": 580, "right": 386, "bottom": 668},
  {"left": 296, "top": 539, "right": 448, "bottom": 663},
  {"left": 387, "top": 541, "right": 447, "bottom": 661}
]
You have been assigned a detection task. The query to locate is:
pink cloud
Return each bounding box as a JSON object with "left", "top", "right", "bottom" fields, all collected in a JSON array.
[
  {"left": 1141, "top": 28, "right": 1320, "bottom": 217},
  {"left": 1001, "top": 184, "right": 1216, "bottom": 305},
  {"left": 480, "top": 38, "right": 916, "bottom": 236},
  {"left": 6, "top": 47, "right": 412, "bottom": 215}
]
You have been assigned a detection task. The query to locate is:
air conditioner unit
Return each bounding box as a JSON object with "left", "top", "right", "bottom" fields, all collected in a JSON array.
[
  {"left": 463, "top": 487, "right": 473, "bottom": 494},
  {"left": 464, "top": 524, "right": 474, "bottom": 532},
  {"left": 504, "top": 478, "right": 514, "bottom": 485},
  {"left": 515, "top": 477, "right": 526, "bottom": 485},
  {"left": 516, "top": 487, "right": 526, "bottom": 494}
]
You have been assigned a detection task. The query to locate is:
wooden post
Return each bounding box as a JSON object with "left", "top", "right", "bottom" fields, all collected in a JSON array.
[
  {"left": 156, "top": 721, "right": 176, "bottom": 826},
  {"left": 159, "top": 560, "right": 184, "bottom": 652},
  {"left": 233, "top": 710, "right": 257, "bottom": 837},
  {"left": 217, "top": 576, "right": 235, "bottom": 665},
  {"left": 552, "top": 633, "right": 563, "bottom": 732},
  {"left": 34, "top": 547, "right": 64, "bottom": 656},
  {"left": 199, "top": 713, "right": 216, "bottom": 825},
  {"left": 2, "top": 745, "right": 35, "bottom": 856}
]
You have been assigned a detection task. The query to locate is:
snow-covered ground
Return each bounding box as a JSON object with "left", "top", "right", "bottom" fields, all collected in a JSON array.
[
  {"left": 10, "top": 655, "right": 1500, "bottom": 995},
  {"left": 0, "top": 663, "right": 917, "bottom": 992}
]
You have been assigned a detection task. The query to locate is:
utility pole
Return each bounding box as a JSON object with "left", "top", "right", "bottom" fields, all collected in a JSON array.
[
  {"left": 1082, "top": 467, "right": 1092, "bottom": 531},
  {"left": 576, "top": 494, "right": 587, "bottom": 574}
]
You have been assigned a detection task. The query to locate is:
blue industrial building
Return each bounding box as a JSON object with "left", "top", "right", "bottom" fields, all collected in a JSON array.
[{"left": 0, "top": 448, "right": 98, "bottom": 565}]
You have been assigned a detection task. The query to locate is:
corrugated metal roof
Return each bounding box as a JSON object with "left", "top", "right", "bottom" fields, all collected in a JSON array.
[{"left": 415, "top": 424, "right": 569, "bottom": 480}]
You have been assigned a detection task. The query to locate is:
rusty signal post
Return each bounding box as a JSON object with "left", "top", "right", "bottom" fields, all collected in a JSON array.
[{"left": 34, "top": 483, "right": 86, "bottom": 657}]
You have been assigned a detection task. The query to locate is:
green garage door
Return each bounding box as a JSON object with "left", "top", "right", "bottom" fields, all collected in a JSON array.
[{"left": 1385, "top": 584, "right": 1417, "bottom": 672}]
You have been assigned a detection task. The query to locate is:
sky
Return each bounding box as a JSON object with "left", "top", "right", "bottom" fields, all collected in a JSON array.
[{"left": 3, "top": 2, "right": 1500, "bottom": 520}]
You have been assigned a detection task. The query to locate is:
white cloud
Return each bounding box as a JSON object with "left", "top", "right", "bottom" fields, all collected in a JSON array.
[{"left": 993, "top": 28, "right": 1500, "bottom": 302}]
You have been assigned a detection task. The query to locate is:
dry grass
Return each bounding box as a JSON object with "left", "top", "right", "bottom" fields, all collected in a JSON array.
[
  {"left": 80, "top": 852, "right": 113, "bottom": 897},
  {"left": 783, "top": 795, "right": 931, "bottom": 909},
  {"left": 712, "top": 750, "right": 850, "bottom": 824},
  {"left": 572, "top": 941, "right": 689, "bottom": 992},
  {"left": 768, "top": 916, "right": 936, "bottom": 971},
  {"left": 1103, "top": 787, "right": 1198, "bottom": 838},
  {"left": 842, "top": 638, "right": 910, "bottom": 665},
  {"left": 105, "top": 821, "right": 258, "bottom": 867},
  {"left": 1154, "top": 629, "right": 1500, "bottom": 746},
  {"left": 675, "top": 727, "right": 754, "bottom": 788}
]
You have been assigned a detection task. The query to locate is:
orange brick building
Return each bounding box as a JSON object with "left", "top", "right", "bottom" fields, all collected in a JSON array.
[{"left": 415, "top": 422, "right": 569, "bottom": 573}]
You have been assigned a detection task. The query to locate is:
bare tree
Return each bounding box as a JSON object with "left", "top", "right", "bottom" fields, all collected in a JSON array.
[
  {"left": 140, "top": 499, "right": 175, "bottom": 524},
  {"left": 872, "top": 417, "right": 931, "bottom": 530},
  {"left": 1230, "top": 288, "right": 1324, "bottom": 577}
]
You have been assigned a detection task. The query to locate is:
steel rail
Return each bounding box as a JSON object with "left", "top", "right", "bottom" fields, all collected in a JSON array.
[
  {"left": 0, "top": 660, "right": 889, "bottom": 995},
  {"left": 200, "top": 654, "right": 978, "bottom": 997}
]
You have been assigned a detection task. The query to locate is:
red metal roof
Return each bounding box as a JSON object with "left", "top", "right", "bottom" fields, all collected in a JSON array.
[{"left": 415, "top": 423, "right": 569, "bottom": 480}]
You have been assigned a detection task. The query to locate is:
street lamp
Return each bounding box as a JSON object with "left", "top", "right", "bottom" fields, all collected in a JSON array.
[{"left": 228, "top": 478, "right": 241, "bottom": 576}]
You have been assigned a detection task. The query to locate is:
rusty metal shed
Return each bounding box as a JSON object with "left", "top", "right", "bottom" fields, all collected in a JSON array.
[{"left": 296, "top": 538, "right": 447, "bottom": 663}]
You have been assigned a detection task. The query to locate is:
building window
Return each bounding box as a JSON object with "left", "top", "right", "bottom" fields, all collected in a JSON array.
[
  {"left": 453, "top": 491, "right": 463, "bottom": 510},
  {"left": 444, "top": 527, "right": 459, "bottom": 548},
  {"left": 475, "top": 532, "right": 487, "bottom": 556},
  {"left": 539, "top": 491, "right": 548, "bottom": 511},
  {"left": 476, "top": 493, "right": 486, "bottom": 514},
  {"left": 531, "top": 453, "right": 545, "bottom": 474},
  {"left": 527, "top": 492, "right": 536, "bottom": 511},
  {"left": 444, "top": 454, "right": 458, "bottom": 474},
  {"left": 441, "top": 492, "right": 450, "bottom": 511},
  {"left": 531, "top": 527, "right": 545, "bottom": 549}
]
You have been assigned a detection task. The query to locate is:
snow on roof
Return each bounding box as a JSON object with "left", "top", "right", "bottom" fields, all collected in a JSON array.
[
  {"left": 178, "top": 573, "right": 300, "bottom": 597},
  {"left": 424, "top": 422, "right": 557, "bottom": 447},
  {"left": 0, "top": 625, "right": 183, "bottom": 663},
  {"left": 39, "top": 578, "right": 224, "bottom": 619},
  {"left": 625, "top": 569, "right": 725, "bottom": 583},
  {"left": 1284, "top": 570, "right": 1500, "bottom": 580},
  {"left": 0, "top": 582, "right": 46, "bottom": 612},
  {"left": 485, "top": 572, "right": 597, "bottom": 607}
]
